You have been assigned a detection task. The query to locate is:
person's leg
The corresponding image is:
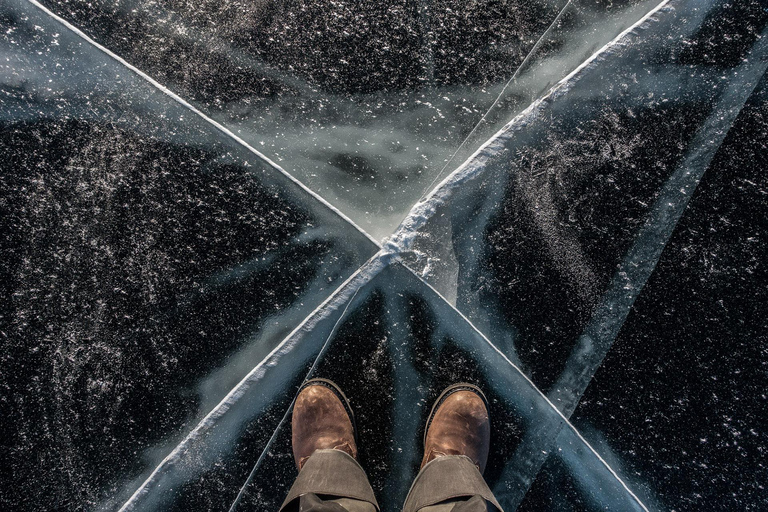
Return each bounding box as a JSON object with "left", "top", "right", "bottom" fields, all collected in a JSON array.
[
  {"left": 404, "top": 457, "right": 497, "bottom": 512},
  {"left": 402, "top": 384, "right": 503, "bottom": 512},
  {"left": 280, "top": 379, "right": 379, "bottom": 512}
]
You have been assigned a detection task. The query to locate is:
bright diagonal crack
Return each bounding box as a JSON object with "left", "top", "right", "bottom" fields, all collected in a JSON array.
[
  {"left": 96, "top": 0, "right": 322, "bottom": 99},
  {"left": 420, "top": 0, "right": 574, "bottom": 199},
  {"left": 21, "top": 0, "right": 379, "bottom": 249}
]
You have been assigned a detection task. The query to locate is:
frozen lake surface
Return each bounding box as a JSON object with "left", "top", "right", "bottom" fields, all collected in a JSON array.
[{"left": 1, "top": 0, "right": 767, "bottom": 510}]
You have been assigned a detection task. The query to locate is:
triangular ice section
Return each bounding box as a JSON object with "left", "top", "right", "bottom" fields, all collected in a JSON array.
[
  {"left": 34, "top": 0, "right": 671, "bottom": 239},
  {"left": 227, "top": 261, "right": 648, "bottom": 512},
  {"left": 390, "top": 0, "right": 767, "bottom": 396},
  {"left": 0, "top": 2, "right": 377, "bottom": 510}
]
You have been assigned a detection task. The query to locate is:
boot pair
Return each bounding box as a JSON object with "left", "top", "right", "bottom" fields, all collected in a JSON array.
[{"left": 292, "top": 379, "right": 490, "bottom": 473}]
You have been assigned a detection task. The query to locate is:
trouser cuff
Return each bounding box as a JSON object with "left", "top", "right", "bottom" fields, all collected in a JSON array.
[
  {"left": 280, "top": 449, "right": 379, "bottom": 511},
  {"left": 402, "top": 456, "right": 502, "bottom": 512}
]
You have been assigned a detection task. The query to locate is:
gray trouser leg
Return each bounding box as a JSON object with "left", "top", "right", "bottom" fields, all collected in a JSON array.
[
  {"left": 418, "top": 495, "right": 493, "bottom": 512},
  {"left": 402, "top": 456, "right": 503, "bottom": 512},
  {"left": 280, "top": 449, "right": 379, "bottom": 512}
]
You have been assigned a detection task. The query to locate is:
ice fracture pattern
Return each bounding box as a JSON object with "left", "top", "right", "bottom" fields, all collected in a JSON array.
[{"left": 1, "top": 0, "right": 766, "bottom": 511}]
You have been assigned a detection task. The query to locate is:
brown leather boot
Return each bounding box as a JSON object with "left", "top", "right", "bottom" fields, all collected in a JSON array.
[
  {"left": 420, "top": 383, "right": 490, "bottom": 473},
  {"left": 292, "top": 378, "right": 358, "bottom": 470}
]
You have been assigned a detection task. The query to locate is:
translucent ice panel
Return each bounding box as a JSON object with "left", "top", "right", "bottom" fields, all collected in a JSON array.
[
  {"left": 570, "top": 70, "right": 768, "bottom": 511},
  {"left": 392, "top": 0, "right": 768, "bottom": 394},
  {"left": 2, "top": 0, "right": 767, "bottom": 510},
  {"left": 0, "top": 2, "right": 377, "bottom": 509},
  {"left": 387, "top": 1, "right": 768, "bottom": 507},
  {"left": 35, "top": 0, "right": 668, "bottom": 239}
]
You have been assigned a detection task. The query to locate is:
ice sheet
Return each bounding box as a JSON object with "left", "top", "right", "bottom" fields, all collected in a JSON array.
[
  {"left": 0, "top": 2, "right": 377, "bottom": 508},
  {"left": 1, "top": 0, "right": 767, "bottom": 510},
  {"left": 35, "top": 0, "right": 670, "bottom": 239}
]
